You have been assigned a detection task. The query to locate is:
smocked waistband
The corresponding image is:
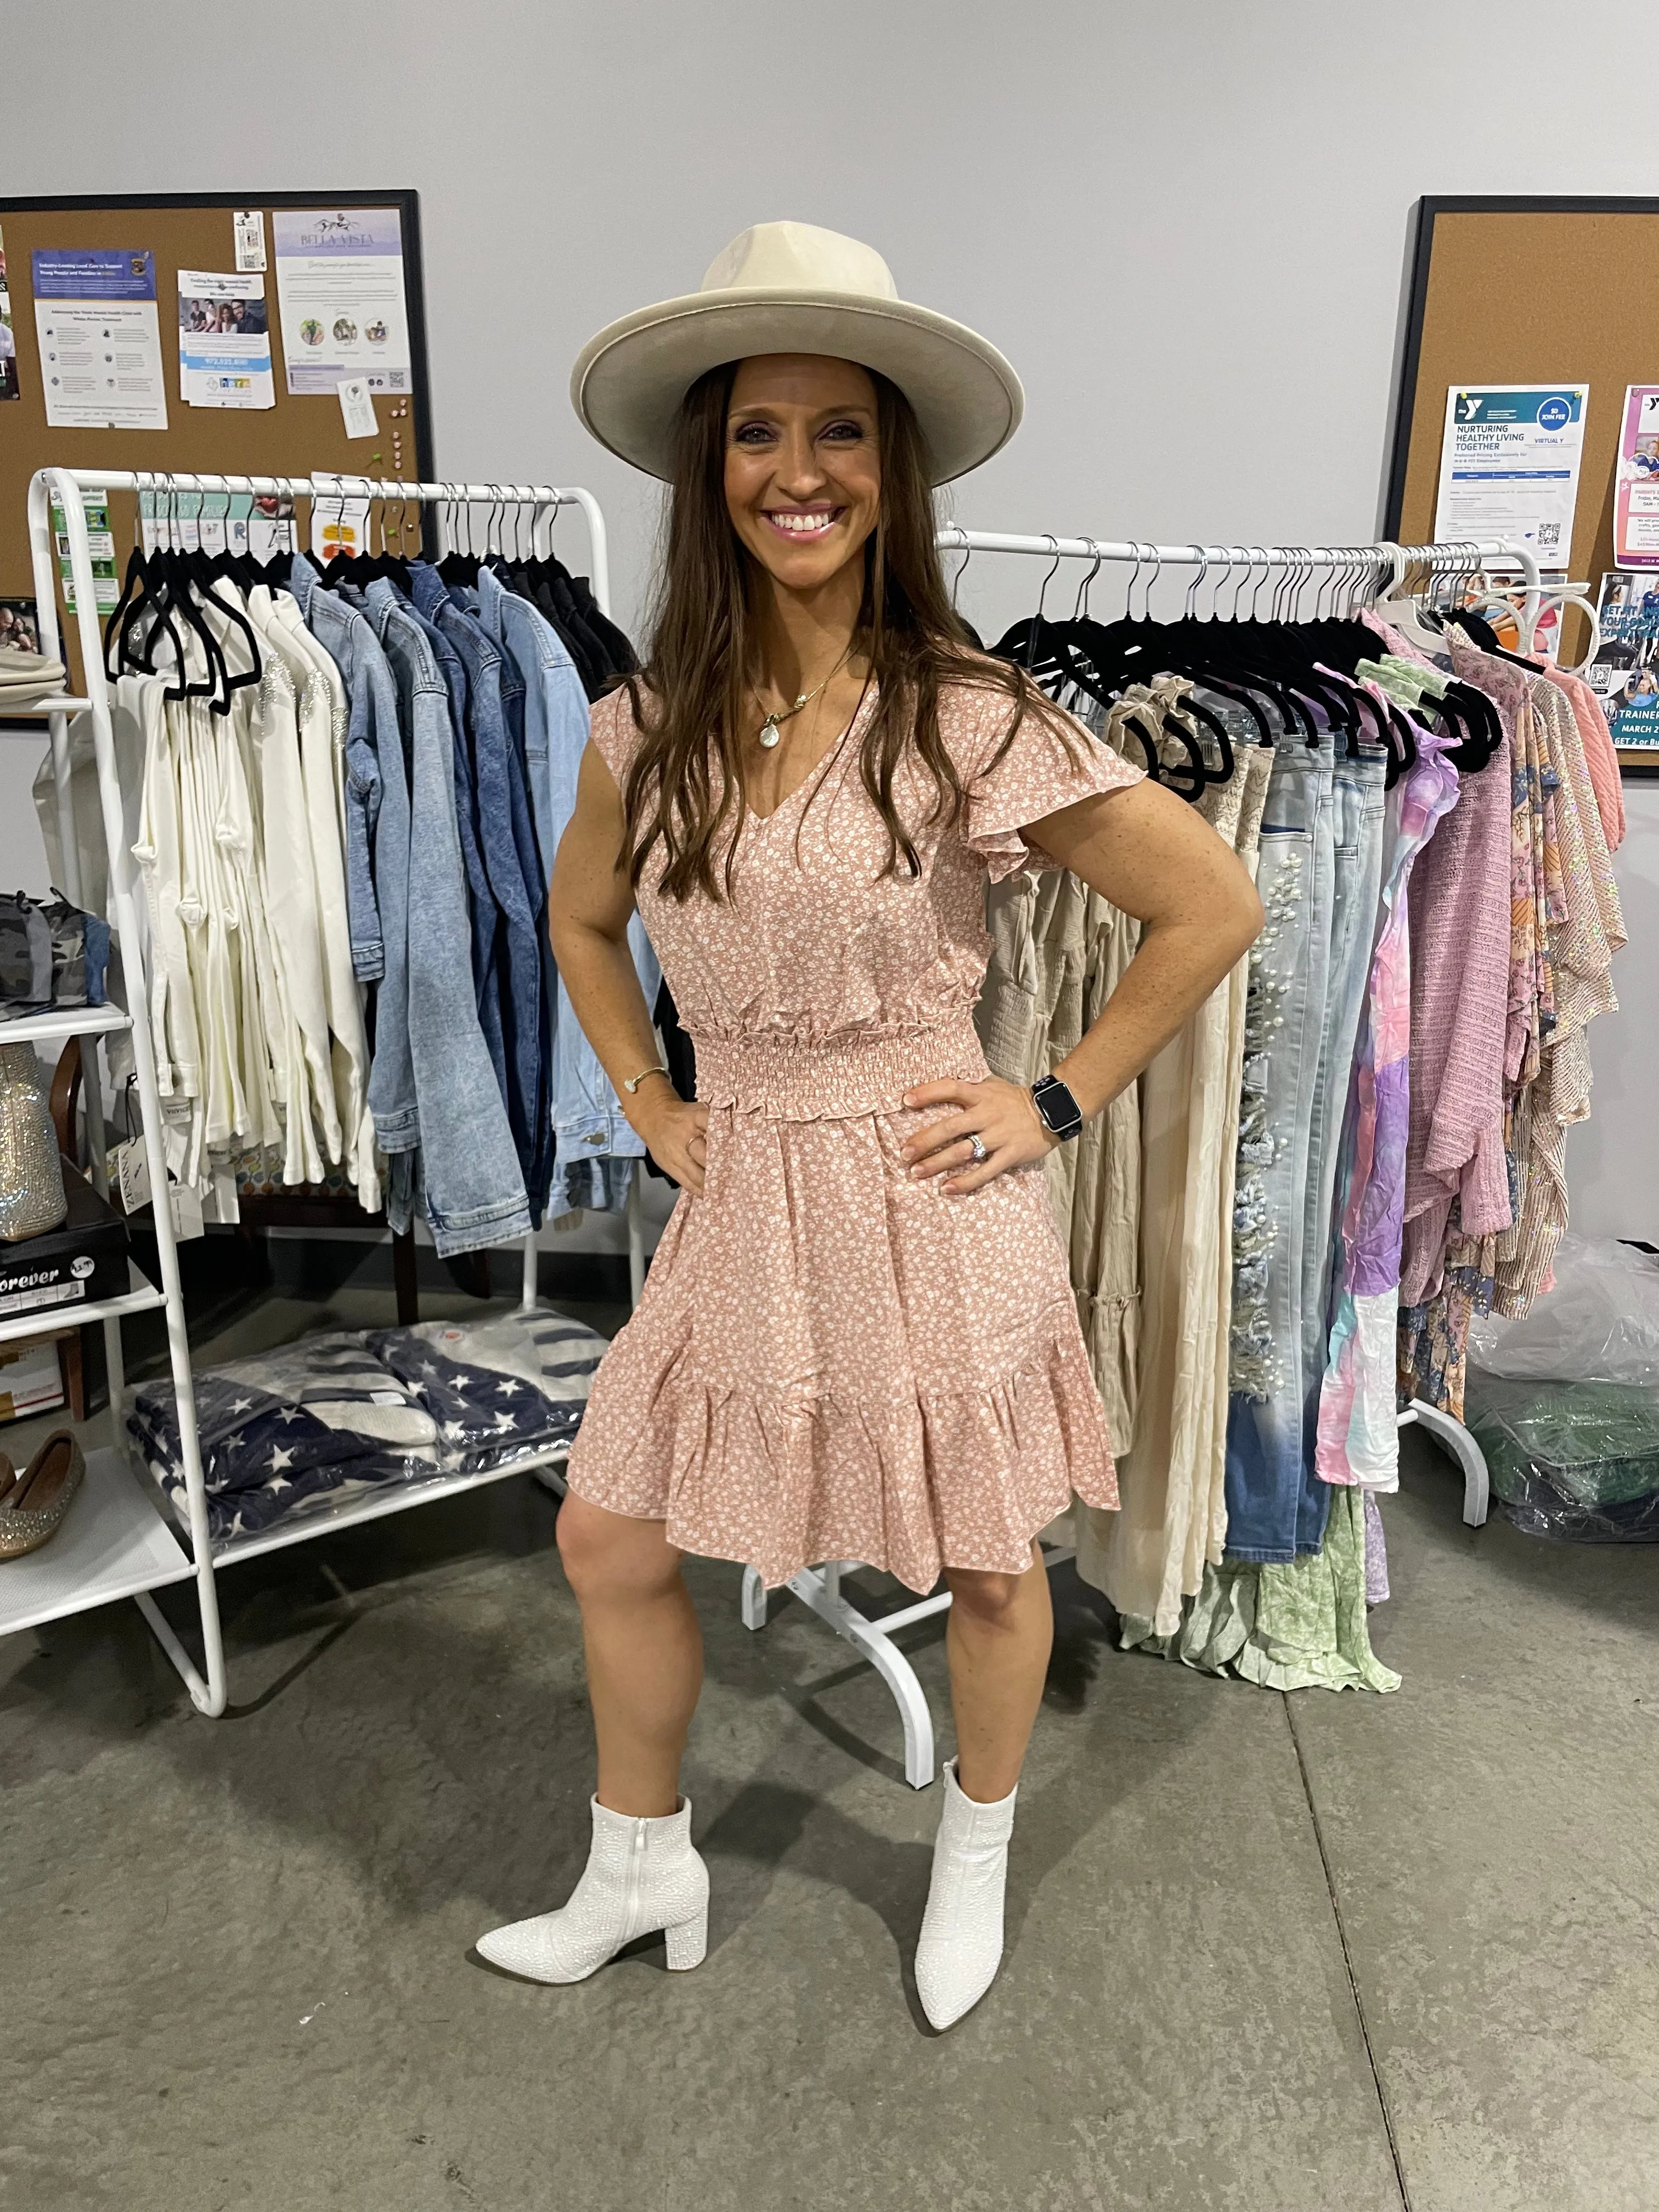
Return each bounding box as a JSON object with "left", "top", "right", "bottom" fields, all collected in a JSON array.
[{"left": 692, "top": 1015, "right": 988, "bottom": 1120}]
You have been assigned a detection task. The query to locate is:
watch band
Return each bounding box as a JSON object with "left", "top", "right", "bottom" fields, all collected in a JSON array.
[{"left": 1030, "top": 1073, "right": 1085, "bottom": 1142}]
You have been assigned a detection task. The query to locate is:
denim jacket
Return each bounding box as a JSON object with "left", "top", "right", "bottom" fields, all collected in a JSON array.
[
  {"left": 287, "top": 553, "right": 390, "bottom": 983},
  {"left": 475, "top": 567, "right": 588, "bottom": 874},
  {"left": 411, "top": 573, "right": 553, "bottom": 1221},
  {"left": 542, "top": 672, "right": 661, "bottom": 1181},
  {"left": 385, "top": 580, "right": 512, "bottom": 1121},
  {"left": 363, "top": 580, "right": 531, "bottom": 1255}
]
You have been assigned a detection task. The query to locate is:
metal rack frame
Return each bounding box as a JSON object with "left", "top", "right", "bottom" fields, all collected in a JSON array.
[
  {"left": 739, "top": 526, "right": 1500, "bottom": 1787},
  {"left": 5, "top": 466, "right": 639, "bottom": 1713}
]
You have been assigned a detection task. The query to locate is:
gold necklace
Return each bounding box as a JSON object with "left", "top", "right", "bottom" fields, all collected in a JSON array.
[{"left": 755, "top": 650, "right": 849, "bottom": 751}]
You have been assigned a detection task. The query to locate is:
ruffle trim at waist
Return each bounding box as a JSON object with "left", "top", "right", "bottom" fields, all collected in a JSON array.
[{"left": 690, "top": 1013, "right": 989, "bottom": 1121}]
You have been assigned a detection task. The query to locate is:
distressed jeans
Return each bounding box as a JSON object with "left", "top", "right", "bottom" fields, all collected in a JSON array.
[
  {"left": 1296, "top": 745, "right": 1388, "bottom": 1545},
  {"left": 1225, "top": 740, "right": 1333, "bottom": 1564}
]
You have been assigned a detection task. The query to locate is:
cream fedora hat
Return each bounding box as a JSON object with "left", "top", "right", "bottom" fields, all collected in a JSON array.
[{"left": 570, "top": 221, "right": 1023, "bottom": 486}]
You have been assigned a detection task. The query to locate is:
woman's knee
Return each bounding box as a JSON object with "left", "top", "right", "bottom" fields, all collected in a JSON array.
[
  {"left": 944, "top": 1563, "right": 1030, "bottom": 1629},
  {"left": 556, "top": 1492, "right": 681, "bottom": 1605}
]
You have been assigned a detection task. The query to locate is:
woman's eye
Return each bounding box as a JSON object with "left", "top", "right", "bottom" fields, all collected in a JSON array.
[
  {"left": 732, "top": 422, "right": 775, "bottom": 445},
  {"left": 821, "top": 420, "right": 864, "bottom": 442}
]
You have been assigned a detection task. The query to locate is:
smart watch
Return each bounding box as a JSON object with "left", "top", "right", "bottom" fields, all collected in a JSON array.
[{"left": 1030, "top": 1074, "right": 1085, "bottom": 1143}]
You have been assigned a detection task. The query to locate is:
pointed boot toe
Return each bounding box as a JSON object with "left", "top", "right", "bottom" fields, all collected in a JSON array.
[
  {"left": 478, "top": 1796, "right": 709, "bottom": 1986},
  {"left": 914, "top": 1758, "right": 1017, "bottom": 2032}
]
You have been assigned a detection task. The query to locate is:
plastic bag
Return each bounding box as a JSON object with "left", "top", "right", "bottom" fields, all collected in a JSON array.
[
  {"left": 1464, "top": 1239, "right": 1659, "bottom": 1542},
  {"left": 1463, "top": 1370, "right": 1659, "bottom": 1542},
  {"left": 1465, "top": 1236, "right": 1659, "bottom": 1385}
]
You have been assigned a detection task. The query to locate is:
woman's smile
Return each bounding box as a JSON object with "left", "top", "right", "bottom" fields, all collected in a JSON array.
[{"left": 761, "top": 503, "right": 843, "bottom": 542}]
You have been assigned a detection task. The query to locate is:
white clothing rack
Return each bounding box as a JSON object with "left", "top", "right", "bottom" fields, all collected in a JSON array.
[
  {"left": 4, "top": 466, "right": 639, "bottom": 1714},
  {"left": 740, "top": 525, "right": 1498, "bottom": 1788}
]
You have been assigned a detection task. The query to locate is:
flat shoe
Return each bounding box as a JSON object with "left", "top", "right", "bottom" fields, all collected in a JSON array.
[{"left": 0, "top": 1430, "right": 84, "bottom": 1559}]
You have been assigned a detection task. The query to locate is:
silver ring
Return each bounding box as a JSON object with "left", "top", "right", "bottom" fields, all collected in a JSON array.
[{"left": 967, "top": 1133, "right": 989, "bottom": 1165}]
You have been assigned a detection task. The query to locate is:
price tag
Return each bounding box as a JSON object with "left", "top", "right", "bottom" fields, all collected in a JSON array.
[
  {"left": 233, "top": 210, "right": 267, "bottom": 273},
  {"left": 337, "top": 376, "right": 378, "bottom": 441},
  {"left": 107, "top": 1133, "right": 205, "bottom": 1239}
]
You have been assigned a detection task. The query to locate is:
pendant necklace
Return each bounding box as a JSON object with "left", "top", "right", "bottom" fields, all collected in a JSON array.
[{"left": 755, "top": 651, "right": 849, "bottom": 750}]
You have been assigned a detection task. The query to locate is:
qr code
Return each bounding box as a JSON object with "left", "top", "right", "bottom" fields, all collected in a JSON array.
[{"left": 1538, "top": 522, "right": 1562, "bottom": 549}]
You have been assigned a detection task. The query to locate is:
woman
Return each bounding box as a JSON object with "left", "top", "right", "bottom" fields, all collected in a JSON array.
[{"left": 478, "top": 224, "right": 1262, "bottom": 2028}]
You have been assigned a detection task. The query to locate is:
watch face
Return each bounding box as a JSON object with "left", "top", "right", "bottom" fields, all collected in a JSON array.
[{"left": 1034, "top": 1078, "right": 1082, "bottom": 1136}]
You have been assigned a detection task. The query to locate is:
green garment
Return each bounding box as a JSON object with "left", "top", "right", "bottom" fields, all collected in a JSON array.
[
  {"left": 1354, "top": 653, "right": 1450, "bottom": 709},
  {"left": 1118, "top": 1485, "right": 1401, "bottom": 1694},
  {"left": 1465, "top": 1370, "right": 1659, "bottom": 1510}
]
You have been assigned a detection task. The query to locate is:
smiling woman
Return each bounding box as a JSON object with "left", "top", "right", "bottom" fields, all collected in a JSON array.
[{"left": 477, "top": 222, "right": 1263, "bottom": 2030}]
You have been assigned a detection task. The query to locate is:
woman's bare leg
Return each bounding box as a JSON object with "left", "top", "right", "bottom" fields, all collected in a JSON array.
[
  {"left": 556, "top": 1493, "right": 703, "bottom": 1818},
  {"left": 941, "top": 1546, "right": 1053, "bottom": 1802}
]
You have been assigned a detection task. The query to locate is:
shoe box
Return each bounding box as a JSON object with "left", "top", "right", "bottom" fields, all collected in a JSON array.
[{"left": 0, "top": 1164, "right": 135, "bottom": 1322}]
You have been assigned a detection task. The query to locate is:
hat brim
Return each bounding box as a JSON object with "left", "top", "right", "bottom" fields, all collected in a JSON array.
[{"left": 569, "top": 289, "right": 1023, "bottom": 485}]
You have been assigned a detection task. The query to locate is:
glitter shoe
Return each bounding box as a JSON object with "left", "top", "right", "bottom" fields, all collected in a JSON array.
[{"left": 0, "top": 1430, "right": 85, "bottom": 1559}]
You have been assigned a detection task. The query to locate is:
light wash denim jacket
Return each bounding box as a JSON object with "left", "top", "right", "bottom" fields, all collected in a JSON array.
[
  {"left": 362, "top": 580, "right": 531, "bottom": 1256},
  {"left": 488, "top": 583, "right": 663, "bottom": 1183},
  {"left": 287, "top": 553, "right": 389, "bottom": 983}
]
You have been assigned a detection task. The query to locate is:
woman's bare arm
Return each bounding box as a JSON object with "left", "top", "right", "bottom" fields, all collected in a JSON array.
[
  {"left": 903, "top": 777, "right": 1263, "bottom": 1192},
  {"left": 1033, "top": 775, "right": 1264, "bottom": 1117}
]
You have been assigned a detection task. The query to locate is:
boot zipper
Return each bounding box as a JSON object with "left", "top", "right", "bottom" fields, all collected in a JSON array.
[{"left": 625, "top": 1817, "right": 646, "bottom": 1937}]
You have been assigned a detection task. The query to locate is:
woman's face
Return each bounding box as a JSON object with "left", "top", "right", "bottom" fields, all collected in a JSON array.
[{"left": 724, "top": 354, "right": 881, "bottom": 593}]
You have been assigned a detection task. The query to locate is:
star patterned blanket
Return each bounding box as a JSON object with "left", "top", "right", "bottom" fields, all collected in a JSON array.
[{"left": 127, "top": 1311, "right": 606, "bottom": 1545}]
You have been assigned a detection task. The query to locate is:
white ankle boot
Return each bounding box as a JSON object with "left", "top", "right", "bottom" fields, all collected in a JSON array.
[
  {"left": 915, "top": 1758, "right": 1018, "bottom": 2030},
  {"left": 477, "top": 1796, "right": 709, "bottom": 1984}
]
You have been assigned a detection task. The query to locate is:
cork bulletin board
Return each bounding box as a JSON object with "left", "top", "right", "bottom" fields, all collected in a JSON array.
[
  {"left": 1383, "top": 195, "right": 1659, "bottom": 771},
  {"left": 0, "top": 189, "right": 433, "bottom": 690}
]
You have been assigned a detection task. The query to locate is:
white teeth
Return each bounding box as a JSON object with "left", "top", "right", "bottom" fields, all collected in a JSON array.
[{"left": 772, "top": 511, "right": 833, "bottom": 534}]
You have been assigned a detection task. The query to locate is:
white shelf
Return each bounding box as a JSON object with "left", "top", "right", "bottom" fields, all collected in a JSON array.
[
  {"left": 0, "top": 1444, "right": 194, "bottom": 1638},
  {"left": 206, "top": 1441, "right": 573, "bottom": 1570},
  {"left": 0, "top": 1004, "right": 131, "bottom": 1047},
  {"left": 0, "top": 697, "right": 89, "bottom": 719},
  {"left": 0, "top": 1261, "right": 164, "bottom": 1349}
]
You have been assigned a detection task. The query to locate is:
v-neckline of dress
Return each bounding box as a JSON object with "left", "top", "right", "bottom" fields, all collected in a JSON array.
[{"left": 746, "top": 682, "right": 876, "bottom": 827}]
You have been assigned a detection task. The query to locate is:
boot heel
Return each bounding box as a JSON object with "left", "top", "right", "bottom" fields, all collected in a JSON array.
[{"left": 665, "top": 1905, "right": 708, "bottom": 1972}]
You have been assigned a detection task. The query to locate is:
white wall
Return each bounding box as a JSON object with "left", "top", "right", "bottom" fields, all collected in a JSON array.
[{"left": 3, "top": 0, "right": 1652, "bottom": 1235}]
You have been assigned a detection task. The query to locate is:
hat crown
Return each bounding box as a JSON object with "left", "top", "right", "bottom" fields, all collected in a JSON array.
[{"left": 699, "top": 222, "right": 899, "bottom": 303}]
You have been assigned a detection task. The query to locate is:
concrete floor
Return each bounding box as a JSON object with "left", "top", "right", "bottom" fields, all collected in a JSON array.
[{"left": 2, "top": 1280, "right": 1657, "bottom": 2212}]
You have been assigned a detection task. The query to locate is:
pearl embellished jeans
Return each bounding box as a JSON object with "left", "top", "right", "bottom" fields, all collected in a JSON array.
[{"left": 1224, "top": 740, "right": 1334, "bottom": 1565}]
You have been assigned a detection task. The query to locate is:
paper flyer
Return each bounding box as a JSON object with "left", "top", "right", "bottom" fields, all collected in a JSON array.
[
  {"left": 1433, "top": 383, "right": 1588, "bottom": 569},
  {"left": 49, "top": 487, "right": 119, "bottom": 613},
  {"left": 0, "top": 224, "right": 18, "bottom": 402},
  {"left": 32, "top": 247, "right": 168, "bottom": 431},
  {"left": 177, "top": 270, "right": 274, "bottom": 408},
  {"left": 1612, "top": 386, "right": 1659, "bottom": 569},
  {"left": 309, "top": 473, "right": 371, "bottom": 561},
  {"left": 1586, "top": 572, "right": 1659, "bottom": 754},
  {"left": 273, "top": 207, "right": 411, "bottom": 396}
]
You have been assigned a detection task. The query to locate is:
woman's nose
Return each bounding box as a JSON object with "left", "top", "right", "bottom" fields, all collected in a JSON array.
[{"left": 774, "top": 427, "right": 825, "bottom": 496}]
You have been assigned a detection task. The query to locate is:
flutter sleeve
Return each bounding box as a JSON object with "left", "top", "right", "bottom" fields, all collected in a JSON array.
[
  {"left": 953, "top": 683, "right": 1145, "bottom": 880},
  {"left": 588, "top": 682, "right": 644, "bottom": 788}
]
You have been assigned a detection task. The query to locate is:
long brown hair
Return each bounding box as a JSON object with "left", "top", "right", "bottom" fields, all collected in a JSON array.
[{"left": 614, "top": 360, "right": 1075, "bottom": 901}]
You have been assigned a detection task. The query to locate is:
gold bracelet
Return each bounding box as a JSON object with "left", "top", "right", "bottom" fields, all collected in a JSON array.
[{"left": 621, "top": 1063, "right": 672, "bottom": 1096}]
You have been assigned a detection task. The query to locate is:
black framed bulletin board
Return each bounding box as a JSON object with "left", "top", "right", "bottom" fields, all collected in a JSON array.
[
  {"left": 0, "top": 189, "right": 434, "bottom": 691},
  {"left": 1384, "top": 195, "right": 1659, "bottom": 775}
]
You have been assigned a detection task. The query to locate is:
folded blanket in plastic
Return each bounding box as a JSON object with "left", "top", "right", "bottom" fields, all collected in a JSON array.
[{"left": 127, "top": 1311, "right": 605, "bottom": 1544}]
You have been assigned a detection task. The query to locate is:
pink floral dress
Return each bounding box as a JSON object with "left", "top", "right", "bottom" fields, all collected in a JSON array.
[{"left": 561, "top": 678, "right": 1143, "bottom": 1591}]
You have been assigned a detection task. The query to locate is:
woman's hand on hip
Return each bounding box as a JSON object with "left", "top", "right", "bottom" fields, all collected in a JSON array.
[
  {"left": 633, "top": 1092, "right": 710, "bottom": 1195},
  {"left": 899, "top": 1077, "right": 1056, "bottom": 1194}
]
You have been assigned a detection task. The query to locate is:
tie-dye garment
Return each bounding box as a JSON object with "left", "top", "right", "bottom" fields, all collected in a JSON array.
[{"left": 1316, "top": 720, "right": 1459, "bottom": 1488}]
